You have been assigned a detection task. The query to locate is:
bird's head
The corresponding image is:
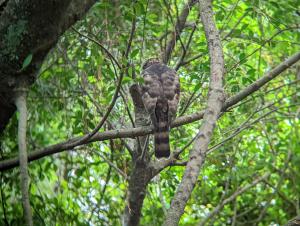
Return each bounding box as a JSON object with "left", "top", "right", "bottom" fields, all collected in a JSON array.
[{"left": 142, "top": 58, "right": 161, "bottom": 70}]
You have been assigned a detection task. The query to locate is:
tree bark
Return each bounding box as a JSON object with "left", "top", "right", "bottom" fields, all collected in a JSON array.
[
  {"left": 162, "top": 0, "right": 198, "bottom": 64},
  {"left": 0, "top": 0, "right": 97, "bottom": 135},
  {"left": 164, "top": 0, "right": 225, "bottom": 225},
  {"left": 15, "top": 89, "right": 32, "bottom": 226},
  {"left": 122, "top": 85, "right": 154, "bottom": 226},
  {"left": 123, "top": 160, "right": 152, "bottom": 226},
  {"left": 284, "top": 216, "right": 300, "bottom": 226}
]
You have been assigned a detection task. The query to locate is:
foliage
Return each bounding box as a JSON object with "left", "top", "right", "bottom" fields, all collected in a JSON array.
[{"left": 1, "top": 0, "right": 300, "bottom": 225}]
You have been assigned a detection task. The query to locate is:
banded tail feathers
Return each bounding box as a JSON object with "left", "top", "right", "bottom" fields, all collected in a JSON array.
[{"left": 154, "top": 120, "right": 170, "bottom": 158}]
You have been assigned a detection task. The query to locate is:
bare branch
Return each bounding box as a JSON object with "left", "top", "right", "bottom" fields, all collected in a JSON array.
[
  {"left": 162, "top": 0, "right": 198, "bottom": 64},
  {"left": 124, "top": 12, "right": 137, "bottom": 59},
  {"left": 163, "top": 0, "right": 225, "bottom": 224},
  {"left": 175, "top": 13, "right": 201, "bottom": 71}
]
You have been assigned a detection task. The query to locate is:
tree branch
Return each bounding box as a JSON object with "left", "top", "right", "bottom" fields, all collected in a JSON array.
[
  {"left": 223, "top": 51, "right": 300, "bottom": 109},
  {"left": 162, "top": 0, "right": 198, "bottom": 64},
  {"left": 122, "top": 78, "right": 152, "bottom": 226},
  {"left": 163, "top": 0, "right": 226, "bottom": 224}
]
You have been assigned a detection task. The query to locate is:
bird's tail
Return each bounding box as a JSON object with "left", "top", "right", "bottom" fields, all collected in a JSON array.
[{"left": 154, "top": 120, "right": 170, "bottom": 158}]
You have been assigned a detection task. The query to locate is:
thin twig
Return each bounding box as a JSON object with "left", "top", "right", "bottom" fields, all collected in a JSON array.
[
  {"left": 219, "top": 0, "right": 242, "bottom": 34},
  {"left": 175, "top": 13, "right": 201, "bottom": 71},
  {"left": 162, "top": 0, "right": 198, "bottom": 63},
  {"left": 124, "top": 9, "right": 136, "bottom": 59},
  {"left": 222, "top": 11, "right": 249, "bottom": 40},
  {"left": 92, "top": 150, "right": 127, "bottom": 179}
]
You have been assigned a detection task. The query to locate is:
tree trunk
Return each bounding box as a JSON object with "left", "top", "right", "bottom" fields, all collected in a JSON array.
[
  {"left": 122, "top": 85, "right": 154, "bottom": 226},
  {"left": 0, "top": 0, "right": 97, "bottom": 134}
]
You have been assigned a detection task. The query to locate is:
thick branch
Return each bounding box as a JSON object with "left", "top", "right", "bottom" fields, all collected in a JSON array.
[
  {"left": 224, "top": 51, "right": 300, "bottom": 109},
  {"left": 163, "top": 0, "right": 225, "bottom": 224},
  {"left": 122, "top": 160, "right": 152, "bottom": 226},
  {"left": 15, "top": 89, "right": 32, "bottom": 226},
  {"left": 0, "top": 51, "right": 299, "bottom": 171},
  {"left": 122, "top": 84, "right": 153, "bottom": 226}
]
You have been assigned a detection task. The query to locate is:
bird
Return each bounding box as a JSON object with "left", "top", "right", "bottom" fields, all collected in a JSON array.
[{"left": 140, "top": 58, "right": 180, "bottom": 158}]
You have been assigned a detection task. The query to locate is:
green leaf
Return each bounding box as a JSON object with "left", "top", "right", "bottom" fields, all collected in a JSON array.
[
  {"left": 130, "top": 49, "right": 139, "bottom": 58},
  {"left": 21, "top": 53, "right": 33, "bottom": 70},
  {"left": 135, "top": 2, "right": 145, "bottom": 15},
  {"left": 122, "top": 76, "right": 132, "bottom": 84},
  {"left": 128, "top": 66, "right": 133, "bottom": 77},
  {"left": 135, "top": 76, "right": 144, "bottom": 84},
  {"left": 241, "top": 23, "right": 249, "bottom": 31},
  {"left": 193, "top": 83, "right": 201, "bottom": 92},
  {"left": 247, "top": 68, "right": 256, "bottom": 77}
]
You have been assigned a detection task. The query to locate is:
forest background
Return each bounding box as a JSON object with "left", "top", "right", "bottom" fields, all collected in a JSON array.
[{"left": 0, "top": 0, "right": 300, "bottom": 225}]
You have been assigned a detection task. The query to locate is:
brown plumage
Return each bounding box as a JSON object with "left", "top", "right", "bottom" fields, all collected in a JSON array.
[{"left": 141, "top": 58, "right": 180, "bottom": 158}]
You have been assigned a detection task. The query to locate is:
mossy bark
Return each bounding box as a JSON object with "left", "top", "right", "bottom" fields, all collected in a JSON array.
[{"left": 0, "top": 0, "right": 97, "bottom": 134}]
